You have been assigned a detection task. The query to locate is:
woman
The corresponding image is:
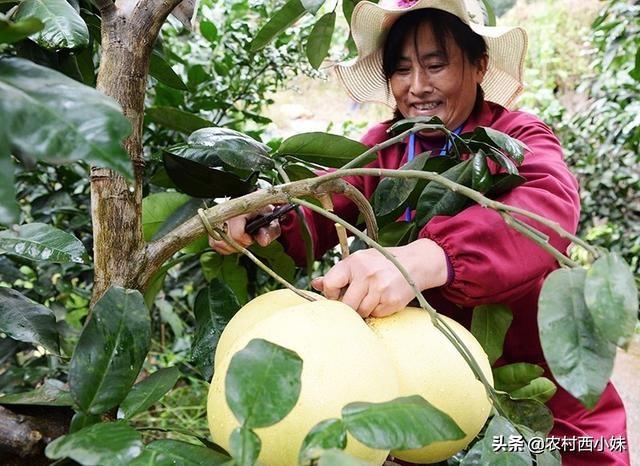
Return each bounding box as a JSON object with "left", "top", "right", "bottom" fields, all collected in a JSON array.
[{"left": 210, "top": 0, "right": 630, "bottom": 464}]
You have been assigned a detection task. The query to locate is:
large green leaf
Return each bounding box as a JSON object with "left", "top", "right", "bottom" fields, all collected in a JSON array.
[
  {"left": 146, "top": 107, "right": 212, "bottom": 134},
  {"left": 0, "top": 136, "right": 18, "bottom": 225},
  {"left": 306, "top": 12, "right": 335, "bottom": 69},
  {"left": 188, "top": 127, "right": 273, "bottom": 172},
  {"left": 0, "top": 223, "right": 89, "bottom": 264},
  {"left": 69, "top": 286, "right": 151, "bottom": 415},
  {"left": 132, "top": 439, "right": 230, "bottom": 465},
  {"left": 191, "top": 279, "right": 241, "bottom": 382},
  {"left": 0, "top": 57, "right": 132, "bottom": 178},
  {"left": 141, "top": 192, "right": 191, "bottom": 241},
  {"left": 415, "top": 159, "right": 473, "bottom": 227},
  {"left": 471, "top": 151, "right": 492, "bottom": 193},
  {"left": 495, "top": 393, "right": 554, "bottom": 436},
  {"left": 471, "top": 304, "right": 513, "bottom": 365},
  {"left": 510, "top": 377, "right": 557, "bottom": 404},
  {"left": 0, "top": 287, "right": 59, "bottom": 353},
  {"left": 149, "top": 51, "right": 188, "bottom": 91},
  {"left": 249, "top": 0, "right": 306, "bottom": 52},
  {"left": 460, "top": 415, "right": 532, "bottom": 466},
  {"left": 299, "top": 418, "right": 347, "bottom": 464},
  {"left": 492, "top": 363, "right": 545, "bottom": 393},
  {"left": 14, "top": 0, "right": 89, "bottom": 50},
  {"left": 372, "top": 152, "right": 451, "bottom": 220},
  {"left": 388, "top": 115, "right": 446, "bottom": 135},
  {"left": 459, "top": 127, "right": 527, "bottom": 165},
  {"left": 162, "top": 151, "right": 257, "bottom": 199},
  {"left": 485, "top": 173, "right": 527, "bottom": 198},
  {"left": 277, "top": 132, "right": 373, "bottom": 168},
  {"left": 0, "top": 379, "right": 72, "bottom": 406},
  {"left": 584, "top": 253, "right": 638, "bottom": 349},
  {"left": 341, "top": 395, "right": 465, "bottom": 450},
  {"left": 225, "top": 338, "right": 303, "bottom": 429},
  {"left": 538, "top": 268, "right": 616, "bottom": 409},
  {"left": 45, "top": 421, "right": 143, "bottom": 466},
  {"left": 0, "top": 14, "right": 43, "bottom": 44},
  {"left": 221, "top": 255, "right": 249, "bottom": 304},
  {"left": 118, "top": 367, "right": 181, "bottom": 419},
  {"left": 376, "top": 221, "right": 416, "bottom": 247},
  {"left": 249, "top": 240, "right": 296, "bottom": 283},
  {"left": 229, "top": 426, "right": 261, "bottom": 466}
]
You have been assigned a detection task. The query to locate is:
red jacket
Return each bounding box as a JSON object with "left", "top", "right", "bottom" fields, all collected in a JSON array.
[{"left": 279, "top": 101, "right": 629, "bottom": 465}]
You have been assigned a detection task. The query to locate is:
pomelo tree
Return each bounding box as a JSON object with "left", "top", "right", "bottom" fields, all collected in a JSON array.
[{"left": 0, "top": 0, "right": 637, "bottom": 464}]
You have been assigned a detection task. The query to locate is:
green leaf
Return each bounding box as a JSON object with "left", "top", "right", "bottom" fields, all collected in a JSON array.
[
  {"left": 471, "top": 151, "right": 492, "bottom": 193},
  {"left": 141, "top": 192, "right": 191, "bottom": 241},
  {"left": 45, "top": 421, "right": 143, "bottom": 466},
  {"left": 471, "top": 415, "right": 533, "bottom": 465},
  {"left": 221, "top": 255, "right": 249, "bottom": 304},
  {"left": 388, "top": 116, "right": 446, "bottom": 135},
  {"left": 0, "top": 223, "right": 89, "bottom": 264},
  {"left": 492, "top": 363, "right": 545, "bottom": 393},
  {"left": 485, "top": 174, "right": 527, "bottom": 198},
  {"left": 317, "top": 449, "right": 372, "bottom": 466},
  {"left": 277, "top": 132, "right": 373, "bottom": 168},
  {"left": 250, "top": 0, "right": 306, "bottom": 52},
  {"left": 0, "top": 137, "right": 18, "bottom": 225},
  {"left": 14, "top": 0, "right": 89, "bottom": 50},
  {"left": 495, "top": 393, "right": 554, "bottom": 436},
  {"left": 140, "top": 439, "right": 230, "bottom": 465},
  {"left": 306, "top": 12, "right": 335, "bottom": 69},
  {"left": 415, "top": 159, "right": 473, "bottom": 227},
  {"left": 225, "top": 338, "right": 303, "bottom": 428},
  {"left": 299, "top": 418, "right": 347, "bottom": 464},
  {"left": 372, "top": 152, "right": 437, "bottom": 220},
  {"left": 471, "top": 304, "right": 513, "bottom": 365},
  {"left": 0, "top": 15, "right": 43, "bottom": 44},
  {"left": 162, "top": 151, "right": 257, "bottom": 199},
  {"left": 538, "top": 268, "right": 616, "bottom": 409},
  {"left": 230, "top": 426, "right": 261, "bottom": 466},
  {"left": 301, "top": 0, "right": 325, "bottom": 14},
  {"left": 69, "top": 412, "right": 101, "bottom": 433},
  {"left": 342, "top": 0, "right": 361, "bottom": 25},
  {"left": 284, "top": 163, "right": 317, "bottom": 181},
  {"left": 630, "top": 45, "right": 640, "bottom": 82},
  {"left": 0, "top": 57, "right": 132, "bottom": 179},
  {"left": 188, "top": 127, "right": 273, "bottom": 172},
  {"left": 146, "top": 107, "right": 212, "bottom": 134},
  {"left": 480, "top": 0, "right": 496, "bottom": 26},
  {"left": 191, "top": 280, "right": 241, "bottom": 382},
  {"left": 0, "top": 379, "right": 72, "bottom": 406},
  {"left": 199, "top": 19, "right": 218, "bottom": 43},
  {"left": 584, "top": 253, "right": 638, "bottom": 349},
  {"left": 149, "top": 51, "right": 188, "bottom": 91},
  {"left": 118, "top": 367, "right": 181, "bottom": 419},
  {"left": 201, "top": 252, "right": 224, "bottom": 281},
  {"left": 0, "top": 287, "right": 59, "bottom": 353},
  {"left": 69, "top": 286, "right": 151, "bottom": 415},
  {"left": 510, "top": 377, "right": 557, "bottom": 404},
  {"left": 377, "top": 221, "right": 416, "bottom": 247},
  {"left": 341, "top": 395, "right": 465, "bottom": 450},
  {"left": 460, "top": 127, "right": 528, "bottom": 165},
  {"left": 249, "top": 240, "right": 296, "bottom": 283}
]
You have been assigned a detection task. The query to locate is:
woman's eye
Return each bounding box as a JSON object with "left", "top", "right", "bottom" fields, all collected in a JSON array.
[
  {"left": 428, "top": 64, "right": 445, "bottom": 71},
  {"left": 395, "top": 68, "right": 410, "bottom": 74}
]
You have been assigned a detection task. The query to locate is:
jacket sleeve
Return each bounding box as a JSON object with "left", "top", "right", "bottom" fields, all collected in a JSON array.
[
  {"left": 419, "top": 115, "right": 581, "bottom": 307},
  {"left": 278, "top": 125, "right": 389, "bottom": 266}
]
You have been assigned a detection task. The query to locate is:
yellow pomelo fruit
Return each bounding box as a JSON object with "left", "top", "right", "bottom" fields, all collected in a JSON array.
[
  {"left": 207, "top": 298, "right": 400, "bottom": 466},
  {"left": 214, "top": 289, "right": 324, "bottom": 369},
  {"left": 366, "top": 308, "right": 493, "bottom": 464}
]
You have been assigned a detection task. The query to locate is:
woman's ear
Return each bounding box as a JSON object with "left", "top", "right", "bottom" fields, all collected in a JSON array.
[{"left": 476, "top": 53, "right": 489, "bottom": 83}]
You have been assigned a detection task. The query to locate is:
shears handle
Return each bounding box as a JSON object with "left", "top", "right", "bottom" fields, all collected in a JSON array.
[{"left": 244, "top": 204, "right": 296, "bottom": 236}]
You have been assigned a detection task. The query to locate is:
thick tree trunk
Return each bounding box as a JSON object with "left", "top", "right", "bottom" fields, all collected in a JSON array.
[{"left": 90, "top": 0, "right": 181, "bottom": 303}]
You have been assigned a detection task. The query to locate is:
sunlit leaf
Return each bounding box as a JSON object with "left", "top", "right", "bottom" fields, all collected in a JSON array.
[
  {"left": 306, "top": 12, "right": 335, "bottom": 69},
  {"left": 250, "top": 0, "right": 306, "bottom": 51},
  {"left": 471, "top": 304, "right": 513, "bottom": 365},
  {"left": 0, "top": 223, "right": 89, "bottom": 264},
  {"left": 14, "top": 0, "right": 89, "bottom": 50},
  {"left": 277, "top": 132, "right": 372, "bottom": 168}
]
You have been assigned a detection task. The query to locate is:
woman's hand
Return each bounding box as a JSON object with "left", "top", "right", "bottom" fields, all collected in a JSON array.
[
  {"left": 311, "top": 238, "right": 448, "bottom": 318},
  {"left": 208, "top": 205, "right": 281, "bottom": 255}
]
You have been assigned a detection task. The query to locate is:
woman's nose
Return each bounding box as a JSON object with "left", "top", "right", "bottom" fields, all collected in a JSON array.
[{"left": 410, "top": 68, "right": 434, "bottom": 95}]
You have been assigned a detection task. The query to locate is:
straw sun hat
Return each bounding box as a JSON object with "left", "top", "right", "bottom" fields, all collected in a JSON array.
[{"left": 334, "top": 0, "right": 528, "bottom": 109}]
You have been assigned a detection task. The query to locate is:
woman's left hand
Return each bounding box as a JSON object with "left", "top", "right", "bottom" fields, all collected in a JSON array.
[{"left": 311, "top": 238, "right": 448, "bottom": 318}]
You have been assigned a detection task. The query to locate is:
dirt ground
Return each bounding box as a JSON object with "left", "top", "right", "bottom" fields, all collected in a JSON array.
[{"left": 612, "top": 333, "right": 640, "bottom": 465}]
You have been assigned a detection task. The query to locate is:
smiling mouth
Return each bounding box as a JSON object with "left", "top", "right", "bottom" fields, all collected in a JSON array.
[{"left": 411, "top": 102, "right": 441, "bottom": 112}]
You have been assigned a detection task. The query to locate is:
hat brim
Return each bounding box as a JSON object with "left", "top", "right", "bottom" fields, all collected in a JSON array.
[{"left": 334, "top": 0, "right": 528, "bottom": 109}]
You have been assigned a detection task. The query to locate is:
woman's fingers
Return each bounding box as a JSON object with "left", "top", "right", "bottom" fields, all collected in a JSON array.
[
  {"left": 255, "top": 220, "right": 281, "bottom": 247},
  {"left": 320, "top": 262, "right": 351, "bottom": 301}
]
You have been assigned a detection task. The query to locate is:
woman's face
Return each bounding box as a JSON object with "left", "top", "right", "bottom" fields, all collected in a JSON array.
[{"left": 389, "top": 22, "right": 488, "bottom": 130}]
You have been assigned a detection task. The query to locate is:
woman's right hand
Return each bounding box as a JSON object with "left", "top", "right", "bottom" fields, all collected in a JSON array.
[{"left": 208, "top": 205, "right": 281, "bottom": 255}]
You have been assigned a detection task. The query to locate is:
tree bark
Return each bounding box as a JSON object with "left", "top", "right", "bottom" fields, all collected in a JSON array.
[{"left": 90, "top": 0, "right": 182, "bottom": 303}]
